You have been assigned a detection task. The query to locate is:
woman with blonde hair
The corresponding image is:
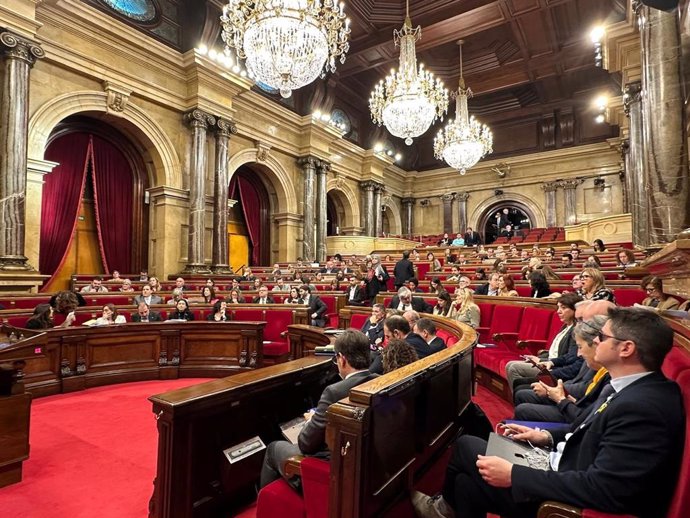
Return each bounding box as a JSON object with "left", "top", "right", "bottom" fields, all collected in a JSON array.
[
  {"left": 451, "top": 287, "right": 480, "bottom": 328},
  {"left": 498, "top": 274, "right": 518, "bottom": 297},
  {"left": 148, "top": 276, "right": 162, "bottom": 293},
  {"left": 580, "top": 267, "right": 615, "bottom": 302}
]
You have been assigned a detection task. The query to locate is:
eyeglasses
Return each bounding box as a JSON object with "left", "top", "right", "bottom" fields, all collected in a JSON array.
[
  {"left": 597, "top": 331, "right": 626, "bottom": 343},
  {"left": 645, "top": 287, "right": 656, "bottom": 293},
  {"left": 331, "top": 352, "right": 341, "bottom": 365}
]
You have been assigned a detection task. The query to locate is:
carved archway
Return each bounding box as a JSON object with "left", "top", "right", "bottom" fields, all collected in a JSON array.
[
  {"left": 473, "top": 194, "right": 545, "bottom": 244},
  {"left": 28, "top": 90, "right": 180, "bottom": 187},
  {"left": 227, "top": 148, "right": 297, "bottom": 214},
  {"left": 382, "top": 197, "right": 402, "bottom": 236},
  {"left": 326, "top": 179, "right": 359, "bottom": 233}
]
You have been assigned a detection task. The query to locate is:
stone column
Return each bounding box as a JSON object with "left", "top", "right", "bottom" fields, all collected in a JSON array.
[
  {"left": 373, "top": 183, "right": 384, "bottom": 237},
  {"left": 560, "top": 179, "right": 581, "bottom": 226},
  {"left": 299, "top": 157, "right": 318, "bottom": 260},
  {"left": 359, "top": 181, "right": 376, "bottom": 236},
  {"left": 619, "top": 140, "right": 630, "bottom": 213},
  {"left": 639, "top": 5, "right": 689, "bottom": 243},
  {"left": 624, "top": 81, "right": 648, "bottom": 245},
  {"left": 315, "top": 160, "right": 329, "bottom": 262},
  {"left": 542, "top": 181, "right": 559, "bottom": 228},
  {"left": 210, "top": 118, "right": 237, "bottom": 273},
  {"left": 457, "top": 192, "right": 470, "bottom": 233},
  {"left": 441, "top": 194, "right": 454, "bottom": 234},
  {"left": 401, "top": 197, "right": 415, "bottom": 237},
  {"left": 0, "top": 31, "right": 44, "bottom": 270},
  {"left": 182, "top": 109, "right": 215, "bottom": 273}
]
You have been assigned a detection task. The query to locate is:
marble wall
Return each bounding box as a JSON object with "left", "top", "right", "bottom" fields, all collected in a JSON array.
[{"left": 3, "top": 0, "right": 629, "bottom": 281}]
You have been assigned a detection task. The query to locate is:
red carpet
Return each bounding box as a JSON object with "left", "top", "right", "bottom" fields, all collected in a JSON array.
[
  {"left": 0, "top": 380, "right": 512, "bottom": 518},
  {"left": 0, "top": 378, "right": 211, "bottom": 518}
]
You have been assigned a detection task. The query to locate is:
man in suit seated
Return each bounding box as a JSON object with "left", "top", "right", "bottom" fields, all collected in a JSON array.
[
  {"left": 413, "top": 318, "right": 446, "bottom": 355},
  {"left": 259, "top": 330, "right": 378, "bottom": 488},
  {"left": 320, "top": 260, "right": 340, "bottom": 274},
  {"left": 499, "top": 224, "right": 514, "bottom": 238},
  {"left": 371, "top": 315, "right": 435, "bottom": 374},
  {"left": 361, "top": 303, "right": 385, "bottom": 348},
  {"left": 474, "top": 272, "right": 500, "bottom": 296},
  {"left": 345, "top": 276, "right": 365, "bottom": 305},
  {"left": 133, "top": 285, "right": 163, "bottom": 306},
  {"left": 252, "top": 286, "right": 275, "bottom": 304},
  {"left": 299, "top": 285, "right": 328, "bottom": 327},
  {"left": 412, "top": 307, "right": 684, "bottom": 518},
  {"left": 80, "top": 276, "right": 109, "bottom": 293},
  {"left": 131, "top": 302, "right": 162, "bottom": 322},
  {"left": 389, "top": 287, "right": 432, "bottom": 313}
]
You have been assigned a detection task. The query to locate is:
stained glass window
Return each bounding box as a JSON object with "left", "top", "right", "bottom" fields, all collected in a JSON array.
[{"left": 100, "top": 0, "right": 158, "bottom": 23}]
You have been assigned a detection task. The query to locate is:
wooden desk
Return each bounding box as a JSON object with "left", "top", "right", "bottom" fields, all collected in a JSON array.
[
  {"left": 0, "top": 322, "right": 266, "bottom": 397},
  {"left": 287, "top": 324, "right": 334, "bottom": 358},
  {"left": 148, "top": 356, "right": 336, "bottom": 518},
  {"left": 0, "top": 363, "right": 31, "bottom": 488}
]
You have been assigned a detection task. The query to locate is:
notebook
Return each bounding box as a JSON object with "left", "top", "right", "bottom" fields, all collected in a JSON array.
[{"left": 485, "top": 432, "right": 550, "bottom": 470}]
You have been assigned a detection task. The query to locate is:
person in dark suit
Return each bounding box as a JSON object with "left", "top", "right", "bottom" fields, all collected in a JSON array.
[
  {"left": 393, "top": 250, "right": 415, "bottom": 290},
  {"left": 364, "top": 254, "right": 389, "bottom": 300},
  {"left": 131, "top": 302, "right": 162, "bottom": 322},
  {"left": 413, "top": 318, "right": 446, "bottom": 355},
  {"left": 345, "top": 276, "right": 365, "bottom": 305},
  {"left": 412, "top": 307, "right": 684, "bottom": 518},
  {"left": 252, "top": 286, "right": 276, "bottom": 304},
  {"left": 299, "top": 285, "right": 328, "bottom": 327},
  {"left": 320, "top": 260, "right": 340, "bottom": 274},
  {"left": 388, "top": 287, "right": 432, "bottom": 313},
  {"left": 370, "top": 316, "right": 436, "bottom": 374},
  {"left": 474, "top": 272, "right": 500, "bottom": 296},
  {"left": 464, "top": 227, "right": 481, "bottom": 246},
  {"left": 499, "top": 224, "right": 514, "bottom": 238},
  {"left": 133, "top": 285, "right": 163, "bottom": 306},
  {"left": 259, "top": 330, "right": 378, "bottom": 488},
  {"left": 360, "top": 303, "right": 385, "bottom": 348}
]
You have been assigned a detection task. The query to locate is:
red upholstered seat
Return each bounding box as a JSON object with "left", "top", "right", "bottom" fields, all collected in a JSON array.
[
  {"left": 301, "top": 457, "right": 330, "bottom": 518},
  {"left": 262, "top": 309, "right": 294, "bottom": 360},
  {"left": 256, "top": 479, "right": 305, "bottom": 518},
  {"left": 516, "top": 285, "right": 532, "bottom": 297},
  {"left": 612, "top": 288, "right": 646, "bottom": 307},
  {"left": 500, "top": 307, "right": 554, "bottom": 354},
  {"left": 475, "top": 303, "right": 495, "bottom": 343},
  {"left": 349, "top": 313, "right": 368, "bottom": 331},
  {"left": 319, "top": 295, "right": 339, "bottom": 328},
  {"left": 416, "top": 262, "right": 430, "bottom": 281}
]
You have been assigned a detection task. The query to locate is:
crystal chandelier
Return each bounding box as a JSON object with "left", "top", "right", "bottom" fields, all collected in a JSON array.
[
  {"left": 433, "top": 40, "right": 493, "bottom": 174},
  {"left": 368, "top": 0, "right": 448, "bottom": 145},
  {"left": 220, "top": 0, "right": 351, "bottom": 99}
]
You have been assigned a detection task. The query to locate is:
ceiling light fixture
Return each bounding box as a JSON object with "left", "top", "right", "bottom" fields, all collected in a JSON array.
[
  {"left": 220, "top": 0, "right": 351, "bottom": 99},
  {"left": 368, "top": 0, "right": 448, "bottom": 145},
  {"left": 433, "top": 40, "right": 493, "bottom": 175}
]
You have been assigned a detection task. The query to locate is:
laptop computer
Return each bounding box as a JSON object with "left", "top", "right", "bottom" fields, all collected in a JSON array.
[{"left": 485, "top": 432, "right": 550, "bottom": 470}]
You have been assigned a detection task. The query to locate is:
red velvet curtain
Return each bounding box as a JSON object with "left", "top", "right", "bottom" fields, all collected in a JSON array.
[
  {"left": 40, "top": 133, "right": 92, "bottom": 279},
  {"left": 91, "top": 134, "right": 133, "bottom": 273},
  {"left": 230, "top": 175, "right": 262, "bottom": 265}
]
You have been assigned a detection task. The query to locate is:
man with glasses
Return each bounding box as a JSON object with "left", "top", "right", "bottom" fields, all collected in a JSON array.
[
  {"left": 131, "top": 302, "right": 162, "bottom": 322},
  {"left": 413, "top": 307, "right": 683, "bottom": 518},
  {"left": 259, "top": 330, "right": 377, "bottom": 489}
]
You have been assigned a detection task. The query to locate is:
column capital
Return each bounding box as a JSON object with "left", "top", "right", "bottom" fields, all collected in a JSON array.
[
  {"left": 401, "top": 197, "right": 416, "bottom": 206},
  {"left": 558, "top": 178, "right": 583, "bottom": 190},
  {"left": 316, "top": 160, "right": 331, "bottom": 175},
  {"left": 0, "top": 30, "right": 44, "bottom": 66},
  {"left": 623, "top": 81, "right": 642, "bottom": 116},
  {"left": 542, "top": 181, "right": 559, "bottom": 192},
  {"left": 184, "top": 109, "right": 215, "bottom": 129},
  {"left": 374, "top": 182, "right": 386, "bottom": 194},
  {"left": 214, "top": 117, "right": 237, "bottom": 138},
  {"left": 359, "top": 180, "right": 377, "bottom": 191},
  {"left": 298, "top": 155, "right": 320, "bottom": 171},
  {"left": 456, "top": 191, "right": 470, "bottom": 201},
  {"left": 441, "top": 193, "right": 455, "bottom": 203}
]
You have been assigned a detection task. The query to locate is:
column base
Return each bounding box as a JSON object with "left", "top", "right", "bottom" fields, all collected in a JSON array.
[
  {"left": 0, "top": 270, "right": 48, "bottom": 293},
  {"left": 180, "top": 264, "right": 212, "bottom": 275},
  {"left": 0, "top": 255, "right": 35, "bottom": 271},
  {"left": 210, "top": 264, "right": 235, "bottom": 275}
]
